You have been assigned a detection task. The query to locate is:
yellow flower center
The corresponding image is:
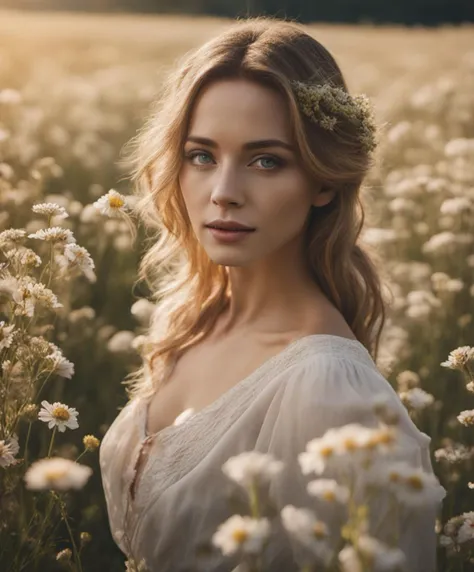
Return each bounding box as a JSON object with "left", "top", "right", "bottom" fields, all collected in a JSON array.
[
  {"left": 45, "top": 468, "right": 69, "bottom": 482},
  {"left": 322, "top": 491, "right": 336, "bottom": 502},
  {"left": 389, "top": 471, "right": 401, "bottom": 483},
  {"left": 232, "top": 528, "right": 248, "bottom": 544},
  {"left": 406, "top": 475, "right": 424, "bottom": 490},
  {"left": 343, "top": 438, "right": 358, "bottom": 452},
  {"left": 321, "top": 445, "right": 334, "bottom": 458},
  {"left": 109, "top": 196, "right": 124, "bottom": 209},
  {"left": 52, "top": 406, "right": 70, "bottom": 421},
  {"left": 313, "top": 522, "right": 326, "bottom": 539}
]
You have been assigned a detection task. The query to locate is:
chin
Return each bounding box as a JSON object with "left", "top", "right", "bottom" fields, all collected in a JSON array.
[{"left": 207, "top": 253, "right": 248, "bottom": 267}]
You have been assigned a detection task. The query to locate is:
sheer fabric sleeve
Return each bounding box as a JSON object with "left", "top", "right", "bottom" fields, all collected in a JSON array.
[{"left": 252, "top": 353, "right": 445, "bottom": 572}]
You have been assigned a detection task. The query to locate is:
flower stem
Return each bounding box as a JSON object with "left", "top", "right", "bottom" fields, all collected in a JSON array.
[
  {"left": 58, "top": 496, "right": 83, "bottom": 572},
  {"left": 47, "top": 426, "right": 57, "bottom": 457},
  {"left": 23, "top": 421, "right": 32, "bottom": 467}
]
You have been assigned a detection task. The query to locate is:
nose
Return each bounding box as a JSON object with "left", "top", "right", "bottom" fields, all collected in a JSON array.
[{"left": 210, "top": 163, "right": 244, "bottom": 207}]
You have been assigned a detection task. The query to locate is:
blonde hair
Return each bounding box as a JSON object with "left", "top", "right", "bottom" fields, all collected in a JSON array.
[{"left": 122, "top": 16, "right": 390, "bottom": 401}]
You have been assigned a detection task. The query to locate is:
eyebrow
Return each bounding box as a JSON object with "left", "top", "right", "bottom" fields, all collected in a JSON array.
[{"left": 185, "top": 136, "right": 294, "bottom": 152}]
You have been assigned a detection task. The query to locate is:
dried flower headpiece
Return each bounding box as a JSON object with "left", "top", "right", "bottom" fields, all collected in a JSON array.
[{"left": 290, "top": 80, "right": 377, "bottom": 154}]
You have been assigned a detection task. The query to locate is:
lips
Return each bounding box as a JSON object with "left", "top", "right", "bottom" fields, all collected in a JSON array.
[{"left": 206, "top": 225, "right": 255, "bottom": 232}]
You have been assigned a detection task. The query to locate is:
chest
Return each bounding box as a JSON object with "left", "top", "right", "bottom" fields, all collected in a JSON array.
[{"left": 145, "top": 334, "right": 293, "bottom": 436}]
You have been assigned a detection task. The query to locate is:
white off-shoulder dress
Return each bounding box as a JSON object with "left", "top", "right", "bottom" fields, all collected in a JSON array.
[{"left": 99, "top": 334, "right": 446, "bottom": 572}]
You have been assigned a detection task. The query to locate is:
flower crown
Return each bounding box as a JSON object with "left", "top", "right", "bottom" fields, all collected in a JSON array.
[{"left": 290, "top": 80, "right": 377, "bottom": 154}]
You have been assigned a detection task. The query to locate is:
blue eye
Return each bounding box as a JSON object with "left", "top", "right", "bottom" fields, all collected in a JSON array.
[
  {"left": 186, "top": 151, "right": 212, "bottom": 165},
  {"left": 256, "top": 156, "right": 281, "bottom": 170}
]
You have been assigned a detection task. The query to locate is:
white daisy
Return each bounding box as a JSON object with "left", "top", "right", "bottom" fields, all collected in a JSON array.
[
  {"left": 38, "top": 400, "right": 79, "bottom": 432},
  {"left": 28, "top": 227, "right": 76, "bottom": 244},
  {"left": 458, "top": 410, "right": 474, "bottom": 427},
  {"left": 0, "top": 228, "right": 27, "bottom": 246},
  {"left": 307, "top": 479, "right": 350, "bottom": 504},
  {"left": 212, "top": 514, "right": 270, "bottom": 556},
  {"left": 24, "top": 457, "right": 92, "bottom": 491},
  {"left": 12, "top": 280, "right": 63, "bottom": 317},
  {"left": 280, "top": 505, "right": 332, "bottom": 563},
  {"left": 0, "top": 434, "right": 19, "bottom": 468},
  {"left": 221, "top": 451, "right": 284, "bottom": 489},
  {"left": 366, "top": 460, "right": 446, "bottom": 507},
  {"left": 399, "top": 387, "right": 435, "bottom": 410},
  {"left": 32, "top": 203, "right": 69, "bottom": 220},
  {"left": 298, "top": 431, "right": 340, "bottom": 475},
  {"left": 457, "top": 513, "right": 474, "bottom": 544},
  {"left": 61, "top": 243, "right": 96, "bottom": 282},
  {"left": 46, "top": 351, "right": 75, "bottom": 379},
  {"left": 93, "top": 189, "right": 128, "bottom": 217},
  {"left": 339, "top": 535, "right": 406, "bottom": 572},
  {"left": 441, "top": 346, "right": 474, "bottom": 370}
]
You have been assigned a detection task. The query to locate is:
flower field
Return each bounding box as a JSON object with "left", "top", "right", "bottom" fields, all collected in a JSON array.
[{"left": 0, "top": 9, "right": 473, "bottom": 572}]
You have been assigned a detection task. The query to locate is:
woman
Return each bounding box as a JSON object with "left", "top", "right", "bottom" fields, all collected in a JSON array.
[{"left": 99, "top": 16, "right": 445, "bottom": 572}]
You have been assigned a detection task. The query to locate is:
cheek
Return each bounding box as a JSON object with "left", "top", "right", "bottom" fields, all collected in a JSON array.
[{"left": 262, "top": 173, "right": 312, "bottom": 228}]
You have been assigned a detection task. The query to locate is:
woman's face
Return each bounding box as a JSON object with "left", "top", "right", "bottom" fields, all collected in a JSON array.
[{"left": 179, "top": 78, "right": 333, "bottom": 268}]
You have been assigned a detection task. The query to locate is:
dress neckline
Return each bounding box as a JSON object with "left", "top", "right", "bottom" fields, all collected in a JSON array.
[{"left": 139, "top": 333, "right": 373, "bottom": 440}]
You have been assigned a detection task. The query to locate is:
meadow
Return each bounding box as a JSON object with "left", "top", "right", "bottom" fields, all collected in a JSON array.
[{"left": 0, "top": 9, "right": 473, "bottom": 571}]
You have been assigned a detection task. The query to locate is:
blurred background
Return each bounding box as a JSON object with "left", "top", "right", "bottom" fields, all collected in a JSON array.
[
  {"left": 0, "top": 1, "right": 473, "bottom": 571},
  {"left": 1, "top": 0, "right": 474, "bottom": 25}
]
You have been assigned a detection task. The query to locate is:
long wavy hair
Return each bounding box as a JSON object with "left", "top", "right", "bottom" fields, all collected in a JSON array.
[{"left": 122, "top": 16, "right": 391, "bottom": 401}]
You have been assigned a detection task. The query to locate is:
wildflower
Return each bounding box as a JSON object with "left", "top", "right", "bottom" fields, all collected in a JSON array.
[
  {"left": 38, "top": 400, "right": 79, "bottom": 432},
  {"left": 361, "top": 228, "right": 397, "bottom": 247},
  {"left": 125, "top": 559, "right": 149, "bottom": 572},
  {"left": 93, "top": 189, "right": 128, "bottom": 217},
  {"left": 131, "top": 298, "right": 156, "bottom": 324},
  {"left": 395, "top": 370, "right": 420, "bottom": 392},
  {"left": 440, "top": 197, "right": 473, "bottom": 215},
  {"left": 422, "top": 231, "right": 457, "bottom": 255},
  {"left": 5, "top": 247, "right": 42, "bottom": 268},
  {"left": 24, "top": 457, "right": 92, "bottom": 491},
  {"left": 28, "top": 227, "right": 76, "bottom": 244},
  {"left": 339, "top": 535, "right": 406, "bottom": 572},
  {"left": 0, "top": 434, "right": 19, "bottom": 468},
  {"left": 280, "top": 505, "right": 332, "bottom": 563},
  {"left": 12, "top": 280, "right": 63, "bottom": 317},
  {"left": 0, "top": 321, "right": 15, "bottom": 350},
  {"left": 212, "top": 514, "right": 270, "bottom": 556},
  {"left": 45, "top": 350, "right": 75, "bottom": 379},
  {"left": 435, "top": 443, "right": 474, "bottom": 464},
  {"left": 222, "top": 451, "right": 284, "bottom": 489},
  {"left": 0, "top": 228, "right": 27, "bottom": 247},
  {"left": 457, "top": 512, "right": 474, "bottom": 544},
  {"left": 298, "top": 431, "right": 340, "bottom": 475},
  {"left": 107, "top": 330, "right": 135, "bottom": 353},
  {"left": 80, "top": 531, "right": 92, "bottom": 547},
  {"left": 56, "top": 548, "right": 72, "bottom": 563},
  {"left": 457, "top": 410, "right": 474, "bottom": 427},
  {"left": 467, "top": 382, "right": 474, "bottom": 393},
  {"left": 444, "top": 138, "right": 474, "bottom": 157},
  {"left": 32, "top": 202, "right": 69, "bottom": 220},
  {"left": 399, "top": 387, "right": 435, "bottom": 410},
  {"left": 307, "top": 479, "right": 350, "bottom": 503},
  {"left": 20, "top": 403, "right": 38, "bottom": 422},
  {"left": 58, "top": 243, "right": 96, "bottom": 282},
  {"left": 366, "top": 460, "right": 446, "bottom": 507},
  {"left": 83, "top": 435, "right": 100, "bottom": 451},
  {"left": 441, "top": 346, "right": 474, "bottom": 370}
]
